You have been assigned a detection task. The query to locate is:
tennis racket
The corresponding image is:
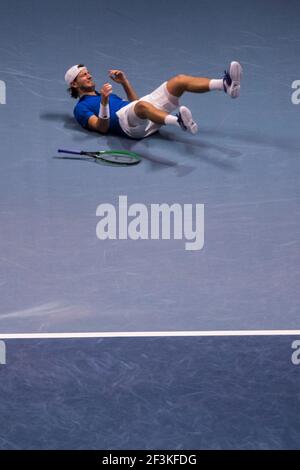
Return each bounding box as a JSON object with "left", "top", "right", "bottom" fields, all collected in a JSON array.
[{"left": 57, "top": 149, "right": 141, "bottom": 166}]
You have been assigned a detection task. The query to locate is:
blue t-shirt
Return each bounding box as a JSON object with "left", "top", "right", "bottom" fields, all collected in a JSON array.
[{"left": 74, "top": 92, "right": 129, "bottom": 136}]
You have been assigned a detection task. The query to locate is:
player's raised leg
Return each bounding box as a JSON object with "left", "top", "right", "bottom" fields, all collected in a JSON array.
[{"left": 166, "top": 61, "right": 243, "bottom": 99}]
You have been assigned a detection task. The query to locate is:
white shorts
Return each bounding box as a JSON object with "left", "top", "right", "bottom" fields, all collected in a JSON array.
[{"left": 116, "top": 81, "right": 179, "bottom": 139}]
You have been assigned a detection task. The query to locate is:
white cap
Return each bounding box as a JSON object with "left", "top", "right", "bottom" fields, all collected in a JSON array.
[{"left": 64, "top": 65, "right": 86, "bottom": 86}]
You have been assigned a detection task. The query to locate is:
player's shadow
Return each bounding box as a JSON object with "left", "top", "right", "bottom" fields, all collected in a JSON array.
[
  {"left": 40, "top": 112, "right": 92, "bottom": 140},
  {"left": 155, "top": 130, "right": 241, "bottom": 171},
  {"left": 40, "top": 112, "right": 79, "bottom": 129}
]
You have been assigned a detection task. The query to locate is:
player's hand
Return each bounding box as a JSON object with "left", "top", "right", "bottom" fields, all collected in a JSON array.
[
  {"left": 108, "top": 70, "right": 127, "bottom": 84},
  {"left": 100, "top": 83, "right": 113, "bottom": 103}
]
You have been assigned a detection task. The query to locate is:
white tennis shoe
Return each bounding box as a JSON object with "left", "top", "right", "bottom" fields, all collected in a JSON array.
[
  {"left": 176, "top": 106, "right": 198, "bottom": 134},
  {"left": 223, "top": 61, "right": 243, "bottom": 98}
]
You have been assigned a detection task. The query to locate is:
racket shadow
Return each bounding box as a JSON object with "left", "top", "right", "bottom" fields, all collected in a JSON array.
[{"left": 53, "top": 156, "right": 106, "bottom": 166}]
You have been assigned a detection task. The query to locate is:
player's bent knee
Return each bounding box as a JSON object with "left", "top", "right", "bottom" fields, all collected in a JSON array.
[
  {"left": 175, "top": 74, "right": 189, "bottom": 86},
  {"left": 134, "top": 100, "right": 150, "bottom": 118},
  {"left": 175, "top": 74, "right": 187, "bottom": 80},
  {"left": 167, "top": 74, "right": 188, "bottom": 97}
]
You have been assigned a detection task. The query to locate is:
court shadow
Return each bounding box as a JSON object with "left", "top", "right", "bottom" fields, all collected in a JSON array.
[{"left": 44, "top": 113, "right": 234, "bottom": 175}]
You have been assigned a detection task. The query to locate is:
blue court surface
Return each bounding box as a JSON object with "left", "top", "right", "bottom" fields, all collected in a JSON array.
[{"left": 0, "top": 0, "right": 300, "bottom": 449}]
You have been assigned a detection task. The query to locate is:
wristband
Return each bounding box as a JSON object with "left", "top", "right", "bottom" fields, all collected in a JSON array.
[{"left": 99, "top": 103, "right": 110, "bottom": 120}]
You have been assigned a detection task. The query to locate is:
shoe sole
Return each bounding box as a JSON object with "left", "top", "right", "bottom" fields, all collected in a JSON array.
[
  {"left": 229, "top": 61, "right": 243, "bottom": 98},
  {"left": 179, "top": 106, "right": 198, "bottom": 134}
]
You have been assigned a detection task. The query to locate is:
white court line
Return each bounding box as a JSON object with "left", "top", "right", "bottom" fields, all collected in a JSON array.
[{"left": 0, "top": 330, "right": 300, "bottom": 339}]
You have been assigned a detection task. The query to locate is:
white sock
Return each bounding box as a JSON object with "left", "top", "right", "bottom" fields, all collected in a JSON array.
[
  {"left": 164, "top": 114, "right": 179, "bottom": 127},
  {"left": 209, "top": 79, "right": 223, "bottom": 91}
]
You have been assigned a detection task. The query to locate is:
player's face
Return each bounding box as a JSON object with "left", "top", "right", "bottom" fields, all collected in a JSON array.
[{"left": 75, "top": 68, "right": 95, "bottom": 91}]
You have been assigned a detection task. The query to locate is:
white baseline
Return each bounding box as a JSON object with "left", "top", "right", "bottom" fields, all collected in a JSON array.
[{"left": 1, "top": 330, "right": 300, "bottom": 339}]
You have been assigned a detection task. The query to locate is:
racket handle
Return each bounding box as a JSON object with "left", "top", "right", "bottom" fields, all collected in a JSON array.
[{"left": 58, "top": 149, "right": 82, "bottom": 156}]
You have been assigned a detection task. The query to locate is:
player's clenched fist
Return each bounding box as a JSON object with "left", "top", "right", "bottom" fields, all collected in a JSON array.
[
  {"left": 109, "top": 70, "right": 127, "bottom": 84},
  {"left": 100, "top": 83, "right": 113, "bottom": 98}
]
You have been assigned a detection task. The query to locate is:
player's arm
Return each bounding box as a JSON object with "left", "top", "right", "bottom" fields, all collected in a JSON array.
[
  {"left": 87, "top": 115, "right": 109, "bottom": 134},
  {"left": 87, "top": 83, "right": 112, "bottom": 134},
  {"left": 122, "top": 79, "right": 139, "bottom": 101},
  {"left": 109, "top": 69, "right": 139, "bottom": 101}
]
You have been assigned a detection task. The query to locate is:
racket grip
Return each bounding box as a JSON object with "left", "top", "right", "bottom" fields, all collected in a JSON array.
[{"left": 58, "top": 149, "right": 82, "bottom": 155}]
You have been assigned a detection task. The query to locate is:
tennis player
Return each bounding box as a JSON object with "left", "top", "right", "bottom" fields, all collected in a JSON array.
[{"left": 65, "top": 62, "right": 242, "bottom": 139}]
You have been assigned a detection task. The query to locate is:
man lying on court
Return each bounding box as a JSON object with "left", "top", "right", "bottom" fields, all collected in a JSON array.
[{"left": 65, "top": 62, "right": 242, "bottom": 140}]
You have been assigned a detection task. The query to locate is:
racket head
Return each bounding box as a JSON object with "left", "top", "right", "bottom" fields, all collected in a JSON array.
[{"left": 57, "top": 149, "right": 142, "bottom": 166}]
